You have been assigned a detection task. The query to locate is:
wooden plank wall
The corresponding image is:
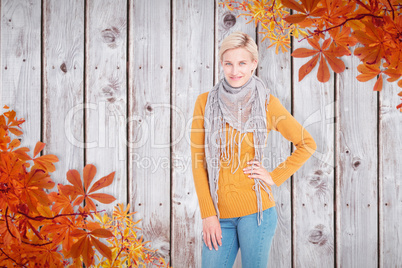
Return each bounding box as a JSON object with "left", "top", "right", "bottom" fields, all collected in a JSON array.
[{"left": 0, "top": 0, "right": 401, "bottom": 267}]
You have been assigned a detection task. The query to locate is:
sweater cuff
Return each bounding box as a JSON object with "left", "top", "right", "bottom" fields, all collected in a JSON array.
[
  {"left": 198, "top": 197, "right": 217, "bottom": 219},
  {"left": 270, "top": 168, "right": 293, "bottom": 187}
]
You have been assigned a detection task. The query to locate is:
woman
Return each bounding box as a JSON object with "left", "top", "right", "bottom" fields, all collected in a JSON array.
[{"left": 190, "top": 31, "right": 316, "bottom": 268}]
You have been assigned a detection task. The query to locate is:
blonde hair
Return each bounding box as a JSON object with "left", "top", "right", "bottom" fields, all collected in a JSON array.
[{"left": 219, "top": 31, "right": 258, "bottom": 62}]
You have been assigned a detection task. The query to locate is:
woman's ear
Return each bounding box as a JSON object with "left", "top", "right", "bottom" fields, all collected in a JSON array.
[{"left": 252, "top": 59, "right": 258, "bottom": 73}]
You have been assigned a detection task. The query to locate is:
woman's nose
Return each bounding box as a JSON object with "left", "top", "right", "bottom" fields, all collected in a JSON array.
[{"left": 231, "top": 65, "right": 238, "bottom": 74}]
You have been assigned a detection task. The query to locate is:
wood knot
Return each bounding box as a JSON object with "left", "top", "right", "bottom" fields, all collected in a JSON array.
[
  {"left": 101, "top": 27, "right": 120, "bottom": 47},
  {"left": 352, "top": 157, "right": 362, "bottom": 170},
  {"left": 223, "top": 13, "right": 236, "bottom": 29},
  {"left": 60, "top": 63, "right": 67, "bottom": 73},
  {"left": 145, "top": 103, "right": 153, "bottom": 112},
  {"left": 309, "top": 170, "right": 323, "bottom": 187},
  {"left": 308, "top": 225, "right": 327, "bottom": 246},
  {"left": 102, "top": 86, "right": 114, "bottom": 96}
]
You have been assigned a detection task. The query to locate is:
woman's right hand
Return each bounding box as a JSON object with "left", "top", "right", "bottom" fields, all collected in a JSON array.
[{"left": 202, "top": 215, "right": 222, "bottom": 251}]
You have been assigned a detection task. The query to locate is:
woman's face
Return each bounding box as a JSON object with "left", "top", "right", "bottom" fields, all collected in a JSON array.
[{"left": 221, "top": 47, "right": 257, "bottom": 88}]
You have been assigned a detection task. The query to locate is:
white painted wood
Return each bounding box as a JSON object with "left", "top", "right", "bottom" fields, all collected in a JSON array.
[
  {"left": 293, "top": 37, "right": 335, "bottom": 267},
  {"left": 43, "top": 0, "right": 84, "bottom": 184},
  {"left": 379, "top": 82, "right": 402, "bottom": 267},
  {"left": 85, "top": 0, "right": 127, "bottom": 211},
  {"left": 129, "top": 0, "right": 171, "bottom": 261},
  {"left": 216, "top": 3, "right": 256, "bottom": 82},
  {"left": 257, "top": 26, "right": 293, "bottom": 268},
  {"left": 1, "top": 0, "right": 41, "bottom": 149},
  {"left": 171, "top": 0, "right": 215, "bottom": 267},
  {"left": 336, "top": 53, "right": 378, "bottom": 268}
]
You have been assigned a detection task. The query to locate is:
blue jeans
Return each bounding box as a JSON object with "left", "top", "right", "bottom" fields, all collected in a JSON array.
[{"left": 202, "top": 206, "right": 278, "bottom": 268}]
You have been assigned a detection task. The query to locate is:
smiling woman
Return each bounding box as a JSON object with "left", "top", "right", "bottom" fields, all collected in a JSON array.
[
  {"left": 221, "top": 47, "right": 257, "bottom": 88},
  {"left": 190, "top": 31, "right": 317, "bottom": 268}
]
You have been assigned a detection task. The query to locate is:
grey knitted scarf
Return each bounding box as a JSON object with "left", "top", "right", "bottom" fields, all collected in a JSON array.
[{"left": 204, "top": 75, "right": 274, "bottom": 225}]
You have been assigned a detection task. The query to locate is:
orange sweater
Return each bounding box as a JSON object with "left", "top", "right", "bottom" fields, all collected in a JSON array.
[{"left": 191, "top": 92, "right": 317, "bottom": 219}]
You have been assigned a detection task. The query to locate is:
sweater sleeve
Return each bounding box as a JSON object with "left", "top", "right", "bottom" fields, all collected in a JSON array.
[
  {"left": 190, "top": 93, "right": 217, "bottom": 219},
  {"left": 267, "top": 95, "right": 317, "bottom": 187}
]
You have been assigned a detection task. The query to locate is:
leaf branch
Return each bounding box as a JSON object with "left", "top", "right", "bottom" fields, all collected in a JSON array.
[{"left": 299, "top": 13, "right": 384, "bottom": 42}]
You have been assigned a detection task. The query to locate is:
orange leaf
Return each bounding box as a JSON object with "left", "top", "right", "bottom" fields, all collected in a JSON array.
[
  {"left": 33, "top": 154, "right": 59, "bottom": 173},
  {"left": 49, "top": 185, "right": 75, "bottom": 214},
  {"left": 383, "top": 68, "right": 402, "bottom": 82},
  {"left": 284, "top": 14, "right": 308, "bottom": 24},
  {"left": 13, "top": 147, "right": 31, "bottom": 161},
  {"left": 34, "top": 141, "right": 46, "bottom": 158},
  {"left": 90, "top": 228, "right": 113, "bottom": 238},
  {"left": 398, "top": 80, "right": 402, "bottom": 88},
  {"left": 302, "top": 0, "right": 321, "bottom": 12},
  {"left": 324, "top": 53, "right": 345, "bottom": 73},
  {"left": 84, "top": 197, "right": 96, "bottom": 211},
  {"left": 307, "top": 38, "right": 321, "bottom": 50},
  {"left": 88, "top": 172, "right": 115, "bottom": 194},
  {"left": 356, "top": 63, "right": 380, "bottom": 82},
  {"left": 299, "top": 54, "right": 320, "bottom": 81},
  {"left": 9, "top": 128, "right": 23, "bottom": 136},
  {"left": 91, "top": 236, "right": 112, "bottom": 260},
  {"left": 292, "top": 48, "right": 318, "bottom": 58},
  {"left": 83, "top": 164, "right": 96, "bottom": 191},
  {"left": 317, "top": 55, "right": 330, "bottom": 82},
  {"left": 322, "top": 38, "right": 331, "bottom": 50},
  {"left": 281, "top": 0, "right": 305, "bottom": 13},
  {"left": 9, "top": 139, "right": 21, "bottom": 149},
  {"left": 70, "top": 236, "right": 86, "bottom": 258},
  {"left": 373, "top": 74, "right": 383, "bottom": 91},
  {"left": 82, "top": 236, "right": 95, "bottom": 267},
  {"left": 73, "top": 196, "right": 85, "bottom": 207},
  {"left": 67, "top": 169, "right": 84, "bottom": 192},
  {"left": 88, "top": 193, "right": 116, "bottom": 204}
]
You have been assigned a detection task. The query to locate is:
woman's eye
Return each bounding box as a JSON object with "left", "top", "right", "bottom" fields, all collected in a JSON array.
[
  {"left": 225, "top": 63, "right": 232, "bottom": 66},
  {"left": 240, "top": 62, "right": 245, "bottom": 65}
]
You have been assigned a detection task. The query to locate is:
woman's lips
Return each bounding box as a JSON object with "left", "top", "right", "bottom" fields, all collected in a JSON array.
[{"left": 230, "top": 76, "right": 242, "bottom": 80}]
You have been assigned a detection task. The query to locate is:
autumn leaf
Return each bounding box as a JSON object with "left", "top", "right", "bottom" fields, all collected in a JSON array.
[
  {"left": 33, "top": 141, "right": 46, "bottom": 158},
  {"left": 356, "top": 63, "right": 381, "bottom": 82},
  {"left": 67, "top": 164, "right": 116, "bottom": 211},
  {"left": 282, "top": 0, "right": 325, "bottom": 24},
  {"left": 317, "top": 54, "right": 330, "bottom": 82},
  {"left": 293, "top": 38, "right": 345, "bottom": 82},
  {"left": 373, "top": 74, "right": 384, "bottom": 91},
  {"left": 48, "top": 184, "right": 75, "bottom": 214},
  {"left": 33, "top": 154, "right": 59, "bottom": 173},
  {"left": 20, "top": 169, "right": 55, "bottom": 211}
]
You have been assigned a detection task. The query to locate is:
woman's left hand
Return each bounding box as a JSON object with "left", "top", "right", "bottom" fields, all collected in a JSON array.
[{"left": 243, "top": 160, "right": 275, "bottom": 186}]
